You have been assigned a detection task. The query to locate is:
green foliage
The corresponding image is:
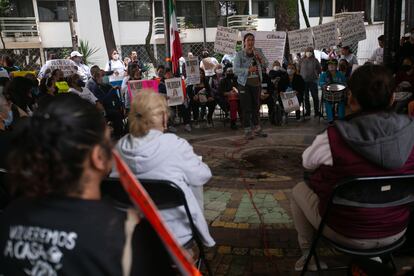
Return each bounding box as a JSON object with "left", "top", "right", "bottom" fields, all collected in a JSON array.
[
  {"left": 0, "top": 0, "right": 10, "bottom": 17},
  {"left": 78, "top": 40, "right": 100, "bottom": 65}
]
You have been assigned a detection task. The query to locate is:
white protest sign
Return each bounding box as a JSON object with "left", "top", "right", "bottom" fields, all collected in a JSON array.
[
  {"left": 165, "top": 78, "right": 184, "bottom": 106},
  {"left": 337, "top": 13, "right": 366, "bottom": 46},
  {"left": 288, "top": 28, "right": 314, "bottom": 53},
  {"left": 281, "top": 91, "right": 300, "bottom": 113},
  {"left": 40, "top": 59, "right": 77, "bottom": 78},
  {"left": 214, "top": 26, "right": 238, "bottom": 55},
  {"left": 185, "top": 57, "right": 200, "bottom": 85},
  {"left": 241, "top": 31, "right": 286, "bottom": 66},
  {"left": 312, "top": 21, "right": 339, "bottom": 50}
]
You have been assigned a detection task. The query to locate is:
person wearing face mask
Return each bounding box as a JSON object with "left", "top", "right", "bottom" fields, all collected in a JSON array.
[
  {"left": 319, "top": 59, "right": 347, "bottom": 122},
  {"left": 269, "top": 60, "right": 288, "bottom": 91},
  {"left": 299, "top": 47, "right": 322, "bottom": 118},
  {"left": 219, "top": 67, "right": 240, "bottom": 129},
  {"left": 104, "top": 49, "right": 125, "bottom": 78},
  {"left": 278, "top": 63, "right": 305, "bottom": 121},
  {"left": 209, "top": 65, "right": 227, "bottom": 116},
  {"left": 70, "top": 51, "right": 91, "bottom": 82}
]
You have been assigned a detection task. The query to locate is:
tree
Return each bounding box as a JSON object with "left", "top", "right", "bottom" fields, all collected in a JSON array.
[
  {"left": 99, "top": 0, "right": 116, "bottom": 58},
  {"left": 214, "top": 0, "right": 225, "bottom": 27},
  {"left": 67, "top": 0, "right": 78, "bottom": 50},
  {"left": 274, "top": 0, "right": 299, "bottom": 31},
  {"left": 299, "top": 0, "right": 310, "bottom": 28},
  {"left": 319, "top": 0, "right": 325, "bottom": 25},
  {"left": 144, "top": 0, "right": 158, "bottom": 67},
  {"left": 0, "top": 0, "right": 10, "bottom": 49},
  {"left": 78, "top": 40, "right": 100, "bottom": 65}
]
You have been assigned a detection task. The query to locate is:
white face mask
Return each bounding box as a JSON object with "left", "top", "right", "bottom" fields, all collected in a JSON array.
[
  {"left": 305, "top": 52, "right": 313, "bottom": 58},
  {"left": 273, "top": 66, "right": 280, "bottom": 71},
  {"left": 287, "top": 69, "right": 294, "bottom": 75},
  {"left": 113, "top": 54, "right": 119, "bottom": 60}
]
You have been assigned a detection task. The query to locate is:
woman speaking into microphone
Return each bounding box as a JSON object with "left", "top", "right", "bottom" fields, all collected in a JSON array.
[{"left": 234, "top": 33, "right": 269, "bottom": 140}]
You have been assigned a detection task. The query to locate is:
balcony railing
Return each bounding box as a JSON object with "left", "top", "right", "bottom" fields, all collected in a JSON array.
[
  {"left": 154, "top": 17, "right": 186, "bottom": 36},
  {"left": 227, "top": 15, "right": 258, "bottom": 31},
  {"left": 0, "top": 17, "right": 39, "bottom": 39}
]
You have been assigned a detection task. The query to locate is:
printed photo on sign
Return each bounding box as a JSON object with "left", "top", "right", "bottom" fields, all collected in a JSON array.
[
  {"left": 165, "top": 78, "right": 184, "bottom": 106},
  {"left": 241, "top": 31, "right": 286, "bottom": 66},
  {"left": 214, "top": 26, "right": 238, "bottom": 55},
  {"left": 281, "top": 91, "right": 300, "bottom": 113},
  {"left": 128, "top": 80, "right": 158, "bottom": 101},
  {"left": 288, "top": 28, "right": 314, "bottom": 53},
  {"left": 185, "top": 57, "right": 201, "bottom": 85}
]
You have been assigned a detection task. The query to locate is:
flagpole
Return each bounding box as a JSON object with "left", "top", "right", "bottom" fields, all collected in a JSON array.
[
  {"left": 201, "top": 0, "right": 207, "bottom": 47},
  {"left": 162, "top": 0, "right": 171, "bottom": 68}
]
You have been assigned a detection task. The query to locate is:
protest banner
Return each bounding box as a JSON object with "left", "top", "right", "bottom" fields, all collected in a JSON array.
[
  {"left": 128, "top": 79, "right": 158, "bottom": 101},
  {"left": 113, "top": 152, "right": 201, "bottom": 276},
  {"left": 241, "top": 31, "right": 286, "bottom": 66},
  {"left": 281, "top": 91, "right": 300, "bottom": 113},
  {"left": 337, "top": 13, "right": 366, "bottom": 46},
  {"left": 185, "top": 57, "right": 200, "bottom": 85},
  {"left": 39, "top": 59, "right": 78, "bottom": 78},
  {"left": 165, "top": 78, "right": 185, "bottom": 106},
  {"left": 312, "top": 21, "right": 339, "bottom": 49},
  {"left": 288, "top": 28, "right": 314, "bottom": 53},
  {"left": 214, "top": 26, "right": 238, "bottom": 55}
]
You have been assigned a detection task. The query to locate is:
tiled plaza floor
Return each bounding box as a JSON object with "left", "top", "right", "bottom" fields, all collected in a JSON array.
[{"left": 179, "top": 118, "right": 414, "bottom": 275}]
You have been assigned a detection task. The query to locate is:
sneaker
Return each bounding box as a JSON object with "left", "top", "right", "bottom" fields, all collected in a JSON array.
[
  {"left": 184, "top": 124, "right": 192, "bottom": 132},
  {"left": 294, "top": 254, "right": 328, "bottom": 272},
  {"left": 244, "top": 131, "right": 254, "bottom": 140},
  {"left": 167, "top": 126, "right": 177, "bottom": 133}
]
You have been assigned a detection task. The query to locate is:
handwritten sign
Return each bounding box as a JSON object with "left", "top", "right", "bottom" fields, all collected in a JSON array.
[
  {"left": 165, "top": 78, "right": 184, "bottom": 106},
  {"left": 337, "top": 13, "right": 366, "bottom": 46},
  {"left": 185, "top": 57, "right": 200, "bottom": 85},
  {"left": 41, "top": 59, "right": 78, "bottom": 77},
  {"left": 214, "top": 26, "right": 238, "bottom": 55},
  {"left": 127, "top": 79, "right": 158, "bottom": 101},
  {"left": 281, "top": 91, "right": 300, "bottom": 113},
  {"left": 113, "top": 152, "right": 201, "bottom": 276},
  {"left": 312, "top": 21, "right": 339, "bottom": 50},
  {"left": 288, "top": 28, "right": 314, "bottom": 53},
  {"left": 241, "top": 31, "right": 286, "bottom": 66}
]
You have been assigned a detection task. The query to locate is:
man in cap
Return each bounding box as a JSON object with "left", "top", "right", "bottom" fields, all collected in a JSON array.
[{"left": 70, "top": 51, "right": 91, "bottom": 82}]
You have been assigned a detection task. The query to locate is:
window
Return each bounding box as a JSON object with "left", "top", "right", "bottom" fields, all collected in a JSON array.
[
  {"left": 252, "top": 0, "right": 274, "bottom": 18},
  {"left": 37, "top": 0, "right": 77, "bottom": 22},
  {"left": 7, "top": 0, "right": 35, "bottom": 17},
  {"left": 221, "top": 0, "right": 249, "bottom": 16},
  {"left": 309, "top": 0, "right": 332, "bottom": 17},
  {"left": 335, "top": 0, "right": 370, "bottom": 22},
  {"left": 374, "top": 0, "right": 385, "bottom": 21},
  {"left": 117, "top": 0, "right": 151, "bottom": 21}
]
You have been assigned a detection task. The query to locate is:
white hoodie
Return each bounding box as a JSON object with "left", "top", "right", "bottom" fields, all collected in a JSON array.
[{"left": 112, "top": 129, "right": 215, "bottom": 247}]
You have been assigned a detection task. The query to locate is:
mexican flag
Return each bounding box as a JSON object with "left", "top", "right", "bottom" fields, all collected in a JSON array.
[{"left": 169, "top": 0, "right": 182, "bottom": 74}]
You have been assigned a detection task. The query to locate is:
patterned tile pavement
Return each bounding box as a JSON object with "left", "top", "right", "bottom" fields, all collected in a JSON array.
[{"left": 179, "top": 119, "right": 414, "bottom": 275}]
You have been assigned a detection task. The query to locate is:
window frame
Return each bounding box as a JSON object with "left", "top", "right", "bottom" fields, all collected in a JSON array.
[
  {"left": 37, "top": 0, "right": 78, "bottom": 22},
  {"left": 117, "top": 0, "right": 152, "bottom": 22},
  {"left": 309, "top": 0, "right": 333, "bottom": 18}
]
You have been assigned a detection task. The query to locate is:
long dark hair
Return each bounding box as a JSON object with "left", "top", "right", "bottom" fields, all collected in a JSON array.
[{"left": 8, "top": 94, "right": 109, "bottom": 197}]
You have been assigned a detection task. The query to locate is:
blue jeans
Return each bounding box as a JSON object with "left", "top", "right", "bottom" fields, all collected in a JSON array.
[{"left": 325, "top": 101, "right": 345, "bottom": 121}]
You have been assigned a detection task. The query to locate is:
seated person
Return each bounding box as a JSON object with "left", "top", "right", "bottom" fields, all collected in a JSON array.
[
  {"left": 291, "top": 64, "right": 414, "bottom": 271},
  {"left": 260, "top": 68, "right": 276, "bottom": 125},
  {"left": 113, "top": 91, "right": 215, "bottom": 250},
  {"left": 219, "top": 67, "right": 240, "bottom": 129},
  {"left": 278, "top": 63, "right": 305, "bottom": 121},
  {"left": 319, "top": 59, "right": 347, "bottom": 122},
  {"left": 0, "top": 94, "right": 174, "bottom": 275}
]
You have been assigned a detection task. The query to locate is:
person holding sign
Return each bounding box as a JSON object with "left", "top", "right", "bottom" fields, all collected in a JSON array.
[
  {"left": 234, "top": 33, "right": 268, "bottom": 140},
  {"left": 278, "top": 63, "right": 305, "bottom": 121},
  {"left": 114, "top": 91, "right": 215, "bottom": 250},
  {"left": 0, "top": 94, "right": 174, "bottom": 275}
]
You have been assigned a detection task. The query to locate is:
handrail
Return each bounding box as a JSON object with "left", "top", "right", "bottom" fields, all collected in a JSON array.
[{"left": 0, "top": 17, "right": 39, "bottom": 38}]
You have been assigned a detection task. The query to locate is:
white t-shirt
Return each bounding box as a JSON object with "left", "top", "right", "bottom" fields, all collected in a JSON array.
[
  {"left": 68, "top": 87, "right": 98, "bottom": 104},
  {"left": 200, "top": 57, "right": 219, "bottom": 77},
  {"left": 369, "top": 47, "right": 384, "bottom": 65},
  {"left": 104, "top": 59, "right": 125, "bottom": 76}
]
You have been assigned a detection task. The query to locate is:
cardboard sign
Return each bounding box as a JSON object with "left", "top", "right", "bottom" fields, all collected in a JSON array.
[
  {"left": 214, "top": 26, "right": 238, "bottom": 55},
  {"left": 241, "top": 31, "right": 286, "bottom": 66},
  {"left": 288, "top": 28, "right": 314, "bottom": 53},
  {"left": 165, "top": 78, "right": 185, "bottom": 106},
  {"left": 337, "top": 13, "right": 366, "bottom": 46},
  {"left": 312, "top": 21, "right": 339, "bottom": 50},
  {"left": 113, "top": 152, "right": 201, "bottom": 276},
  {"left": 41, "top": 59, "right": 78, "bottom": 77},
  {"left": 185, "top": 57, "right": 200, "bottom": 85},
  {"left": 281, "top": 91, "right": 300, "bottom": 113},
  {"left": 127, "top": 79, "right": 158, "bottom": 101}
]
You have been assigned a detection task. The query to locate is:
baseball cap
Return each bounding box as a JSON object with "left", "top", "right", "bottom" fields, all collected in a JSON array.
[{"left": 70, "top": 51, "right": 83, "bottom": 58}]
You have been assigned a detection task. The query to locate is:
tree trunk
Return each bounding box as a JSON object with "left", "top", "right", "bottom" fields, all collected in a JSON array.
[
  {"left": 99, "top": 0, "right": 116, "bottom": 57},
  {"left": 0, "top": 24, "right": 5, "bottom": 49},
  {"left": 67, "top": 0, "right": 78, "bottom": 50},
  {"left": 214, "top": 0, "right": 224, "bottom": 26},
  {"left": 319, "top": 0, "right": 325, "bottom": 25},
  {"left": 145, "top": 0, "right": 158, "bottom": 67},
  {"left": 299, "top": 0, "right": 310, "bottom": 28},
  {"left": 274, "top": 0, "right": 299, "bottom": 31}
]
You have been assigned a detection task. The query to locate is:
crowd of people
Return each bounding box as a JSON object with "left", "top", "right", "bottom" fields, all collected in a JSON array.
[{"left": 0, "top": 28, "right": 414, "bottom": 274}]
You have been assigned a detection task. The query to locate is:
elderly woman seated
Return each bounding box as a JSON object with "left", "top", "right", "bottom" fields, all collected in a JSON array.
[
  {"left": 113, "top": 90, "right": 215, "bottom": 250},
  {"left": 291, "top": 64, "right": 414, "bottom": 271}
]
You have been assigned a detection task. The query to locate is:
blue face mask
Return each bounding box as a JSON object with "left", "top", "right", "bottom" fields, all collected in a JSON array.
[{"left": 4, "top": 110, "right": 13, "bottom": 128}]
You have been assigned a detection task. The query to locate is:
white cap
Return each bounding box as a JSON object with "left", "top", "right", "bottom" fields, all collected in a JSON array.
[{"left": 70, "top": 51, "right": 83, "bottom": 58}]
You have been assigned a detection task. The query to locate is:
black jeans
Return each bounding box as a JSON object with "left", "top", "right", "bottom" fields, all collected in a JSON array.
[
  {"left": 191, "top": 100, "right": 216, "bottom": 123},
  {"left": 239, "top": 84, "right": 260, "bottom": 130},
  {"left": 304, "top": 81, "right": 319, "bottom": 116}
]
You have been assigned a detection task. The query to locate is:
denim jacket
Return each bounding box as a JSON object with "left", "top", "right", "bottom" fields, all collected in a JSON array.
[{"left": 233, "top": 48, "right": 268, "bottom": 86}]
